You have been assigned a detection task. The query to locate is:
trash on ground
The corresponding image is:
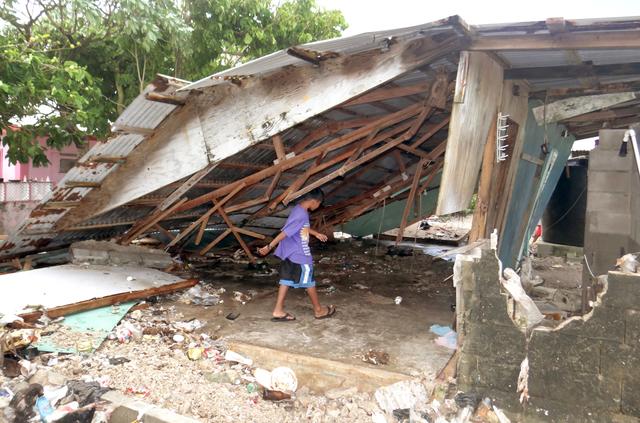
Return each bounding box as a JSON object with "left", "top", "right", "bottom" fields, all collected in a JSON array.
[
  {"left": 429, "top": 325, "right": 457, "bottom": 350},
  {"left": 361, "top": 349, "right": 390, "bottom": 365},
  {"left": 224, "top": 350, "right": 253, "bottom": 366}
]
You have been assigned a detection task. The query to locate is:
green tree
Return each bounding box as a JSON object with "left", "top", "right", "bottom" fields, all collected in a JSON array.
[{"left": 1, "top": 0, "right": 346, "bottom": 166}]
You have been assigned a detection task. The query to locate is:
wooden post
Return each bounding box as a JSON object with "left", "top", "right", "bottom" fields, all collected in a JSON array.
[{"left": 396, "top": 159, "right": 426, "bottom": 244}]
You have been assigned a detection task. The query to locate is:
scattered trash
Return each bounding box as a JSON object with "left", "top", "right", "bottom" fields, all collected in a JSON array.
[
  {"left": 233, "top": 291, "right": 255, "bottom": 304},
  {"left": 172, "top": 334, "right": 185, "bottom": 343},
  {"left": 352, "top": 283, "right": 369, "bottom": 290},
  {"left": 517, "top": 357, "right": 530, "bottom": 404},
  {"left": 108, "top": 357, "right": 130, "bottom": 365},
  {"left": 321, "top": 285, "right": 337, "bottom": 295},
  {"left": 361, "top": 349, "right": 390, "bottom": 365},
  {"left": 180, "top": 284, "right": 222, "bottom": 306},
  {"left": 35, "top": 394, "right": 54, "bottom": 421},
  {"left": 262, "top": 389, "right": 292, "bottom": 401},
  {"left": 430, "top": 325, "right": 457, "bottom": 350},
  {"left": 173, "top": 319, "right": 204, "bottom": 332},
  {"left": 225, "top": 312, "right": 240, "bottom": 321},
  {"left": 270, "top": 367, "right": 298, "bottom": 393},
  {"left": 394, "top": 296, "right": 403, "bottom": 305},
  {"left": 224, "top": 350, "right": 253, "bottom": 366},
  {"left": 617, "top": 253, "right": 638, "bottom": 273},
  {"left": 188, "top": 347, "right": 204, "bottom": 361},
  {"left": 125, "top": 386, "right": 151, "bottom": 398},
  {"left": 115, "top": 321, "right": 142, "bottom": 343},
  {"left": 126, "top": 275, "right": 136, "bottom": 282},
  {"left": 502, "top": 268, "right": 544, "bottom": 330}
]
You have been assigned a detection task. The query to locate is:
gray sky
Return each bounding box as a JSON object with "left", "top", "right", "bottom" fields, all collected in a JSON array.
[{"left": 317, "top": 0, "right": 639, "bottom": 35}]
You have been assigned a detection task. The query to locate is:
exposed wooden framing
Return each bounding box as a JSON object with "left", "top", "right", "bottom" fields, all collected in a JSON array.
[
  {"left": 158, "top": 163, "right": 217, "bottom": 211},
  {"left": 62, "top": 33, "right": 464, "bottom": 228},
  {"left": 505, "top": 62, "right": 640, "bottom": 80},
  {"left": 532, "top": 92, "right": 639, "bottom": 124},
  {"left": 121, "top": 197, "right": 188, "bottom": 244},
  {"left": 178, "top": 104, "right": 424, "bottom": 212},
  {"left": 82, "top": 156, "right": 127, "bottom": 164},
  {"left": 43, "top": 201, "right": 80, "bottom": 209},
  {"left": 199, "top": 229, "right": 232, "bottom": 255},
  {"left": 392, "top": 151, "right": 406, "bottom": 173},
  {"left": 111, "top": 124, "right": 155, "bottom": 135},
  {"left": 396, "top": 144, "right": 432, "bottom": 159},
  {"left": 272, "top": 135, "right": 287, "bottom": 161},
  {"left": 559, "top": 105, "right": 640, "bottom": 123},
  {"left": 396, "top": 159, "right": 427, "bottom": 243},
  {"left": 287, "top": 106, "right": 434, "bottom": 202},
  {"left": 194, "top": 216, "right": 209, "bottom": 245},
  {"left": 218, "top": 161, "right": 268, "bottom": 171},
  {"left": 469, "top": 115, "right": 498, "bottom": 242},
  {"left": 234, "top": 227, "right": 266, "bottom": 239},
  {"left": 212, "top": 200, "right": 258, "bottom": 263},
  {"left": 145, "top": 92, "right": 186, "bottom": 106},
  {"left": 532, "top": 81, "right": 640, "bottom": 99},
  {"left": 409, "top": 117, "right": 450, "bottom": 148},
  {"left": 154, "top": 223, "right": 175, "bottom": 241},
  {"left": 166, "top": 183, "right": 246, "bottom": 248},
  {"left": 342, "top": 83, "right": 431, "bottom": 107},
  {"left": 470, "top": 30, "right": 640, "bottom": 51},
  {"left": 64, "top": 181, "right": 101, "bottom": 188}
]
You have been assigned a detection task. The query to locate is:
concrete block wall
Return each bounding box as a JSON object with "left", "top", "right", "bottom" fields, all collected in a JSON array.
[
  {"left": 584, "top": 129, "right": 640, "bottom": 278},
  {"left": 457, "top": 249, "right": 640, "bottom": 422}
]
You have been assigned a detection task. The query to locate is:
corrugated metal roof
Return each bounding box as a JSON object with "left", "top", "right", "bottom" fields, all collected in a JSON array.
[
  {"left": 0, "top": 76, "right": 189, "bottom": 258},
  {"left": 180, "top": 17, "right": 465, "bottom": 91}
]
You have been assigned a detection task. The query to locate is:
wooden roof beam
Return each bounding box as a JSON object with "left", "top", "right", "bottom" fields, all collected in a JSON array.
[
  {"left": 470, "top": 30, "right": 640, "bottom": 51},
  {"left": 505, "top": 62, "right": 640, "bottom": 80}
]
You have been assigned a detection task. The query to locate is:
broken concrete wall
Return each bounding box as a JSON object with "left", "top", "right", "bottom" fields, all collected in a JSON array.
[
  {"left": 584, "top": 128, "right": 640, "bottom": 279},
  {"left": 457, "top": 249, "right": 640, "bottom": 422},
  {"left": 70, "top": 240, "right": 173, "bottom": 269}
]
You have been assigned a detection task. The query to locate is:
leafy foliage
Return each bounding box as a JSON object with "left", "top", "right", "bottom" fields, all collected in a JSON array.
[{"left": 0, "top": 0, "right": 346, "bottom": 165}]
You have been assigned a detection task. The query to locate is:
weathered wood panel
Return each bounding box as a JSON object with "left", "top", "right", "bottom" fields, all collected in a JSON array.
[{"left": 436, "top": 51, "right": 504, "bottom": 215}]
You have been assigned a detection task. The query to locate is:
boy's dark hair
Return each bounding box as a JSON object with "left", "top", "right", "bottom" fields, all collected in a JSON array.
[{"left": 300, "top": 188, "right": 324, "bottom": 204}]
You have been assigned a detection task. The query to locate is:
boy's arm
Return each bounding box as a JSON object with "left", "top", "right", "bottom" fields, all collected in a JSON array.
[
  {"left": 309, "top": 228, "right": 328, "bottom": 242},
  {"left": 258, "top": 231, "right": 287, "bottom": 256}
]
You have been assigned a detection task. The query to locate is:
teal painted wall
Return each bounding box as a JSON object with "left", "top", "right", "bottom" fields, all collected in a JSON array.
[
  {"left": 498, "top": 101, "right": 575, "bottom": 268},
  {"left": 342, "top": 173, "right": 441, "bottom": 237}
]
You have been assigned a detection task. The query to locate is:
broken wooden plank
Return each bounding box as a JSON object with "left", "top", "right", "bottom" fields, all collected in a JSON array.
[
  {"left": 532, "top": 92, "right": 639, "bottom": 124},
  {"left": 436, "top": 52, "right": 504, "bottom": 215},
  {"left": 19, "top": 278, "right": 198, "bottom": 322},
  {"left": 342, "top": 82, "right": 431, "bottom": 107}
]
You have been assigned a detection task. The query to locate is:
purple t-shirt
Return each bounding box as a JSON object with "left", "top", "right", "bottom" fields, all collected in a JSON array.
[{"left": 274, "top": 205, "right": 312, "bottom": 265}]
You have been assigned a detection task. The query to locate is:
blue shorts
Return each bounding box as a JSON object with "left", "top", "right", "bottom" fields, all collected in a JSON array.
[{"left": 279, "top": 259, "right": 315, "bottom": 288}]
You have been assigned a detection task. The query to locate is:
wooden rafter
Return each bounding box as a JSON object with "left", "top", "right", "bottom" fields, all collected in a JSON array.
[
  {"left": 178, "top": 104, "right": 424, "bottom": 212},
  {"left": 165, "top": 183, "right": 246, "bottom": 248},
  {"left": 342, "top": 82, "right": 431, "bottom": 107},
  {"left": 470, "top": 30, "right": 640, "bottom": 51},
  {"left": 121, "top": 197, "right": 188, "bottom": 244},
  {"left": 396, "top": 159, "right": 427, "bottom": 244}
]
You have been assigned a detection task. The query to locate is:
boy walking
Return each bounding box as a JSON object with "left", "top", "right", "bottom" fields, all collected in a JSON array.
[{"left": 258, "top": 188, "right": 336, "bottom": 321}]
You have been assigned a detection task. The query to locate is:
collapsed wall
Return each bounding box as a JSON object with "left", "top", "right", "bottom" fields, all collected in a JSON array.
[{"left": 457, "top": 249, "right": 640, "bottom": 422}]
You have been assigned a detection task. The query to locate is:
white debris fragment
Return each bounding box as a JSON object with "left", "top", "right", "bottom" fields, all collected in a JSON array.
[
  {"left": 517, "top": 357, "right": 530, "bottom": 403},
  {"left": 394, "top": 296, "right": 403, "bottom": 305},
  {"left": 502, "top": 268, "right": 544, "bottom": 330},
  {"left": 224, "top": 350, "right": 253, "bottom": 366},
  {"left": 374, "top": 380, "right": 427, "bottom": 414},
  {"left": 617, "top": 254, "right": 638, "bottom": 273}
]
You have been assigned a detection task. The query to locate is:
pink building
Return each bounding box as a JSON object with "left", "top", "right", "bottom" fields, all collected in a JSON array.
[{"left": 0, "top": 128, "right": 97, "bottom": 183}]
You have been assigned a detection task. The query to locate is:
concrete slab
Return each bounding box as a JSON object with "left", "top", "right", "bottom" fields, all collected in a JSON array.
[{"left": 174, "top": 244, "right": 456, "bottom": 392}]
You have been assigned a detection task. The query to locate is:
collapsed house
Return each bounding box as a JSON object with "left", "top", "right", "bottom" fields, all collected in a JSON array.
[{"left": 1, "top": 14, "right": 640, "bottom": 423}]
